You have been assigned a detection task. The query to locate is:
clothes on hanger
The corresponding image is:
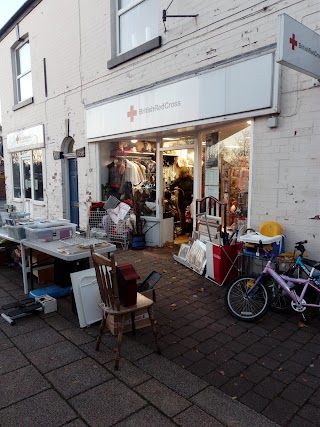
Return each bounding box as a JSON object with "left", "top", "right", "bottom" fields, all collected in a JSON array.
[
  {"left": 106, "top": 156, "right": 156, "bottom": 205},
  {"left": 107, "top": 160, "right": 125, "bottom": 189}
]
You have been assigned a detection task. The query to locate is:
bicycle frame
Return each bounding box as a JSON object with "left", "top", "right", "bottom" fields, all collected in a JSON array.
[
  {"left": 294, "top": 256, "right": 320, "bottom": 283},
  {"left": 249, "top": 256, "right": 320, "bottom": 309}
]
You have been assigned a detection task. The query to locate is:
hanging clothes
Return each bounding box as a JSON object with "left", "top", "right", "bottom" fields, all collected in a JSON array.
[{"left": 107, "top": 160, "right": 125, "bottom": 189}]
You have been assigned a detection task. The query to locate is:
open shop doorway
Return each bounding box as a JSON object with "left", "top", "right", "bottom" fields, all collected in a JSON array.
[{"left": 162, "top": 142, "right": 195, "bottom": 246}]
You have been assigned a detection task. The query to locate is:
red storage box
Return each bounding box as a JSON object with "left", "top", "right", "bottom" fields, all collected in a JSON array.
[{"left": 206, "top": 242, "right": 242, "bottom": 285}]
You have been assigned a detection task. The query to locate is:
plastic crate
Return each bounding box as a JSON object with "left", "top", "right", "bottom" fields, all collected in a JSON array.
[
  {"left": 24, "top": 224, "right": 76, "bottom": 242},
  {"left": 276, "top": 252, "right": 296, "bottom": 273},
  {"left": 6, "top": 225, "right": 26, "bottom": 240},
  {"left": 32, "top": 219, "right": 70, "bottom": 228},
  {"left": 0, "top": 211, "right": 10, "bottom": 225},
  {"left": 9, "top": 212, "right": 31, "bottom": 220}
]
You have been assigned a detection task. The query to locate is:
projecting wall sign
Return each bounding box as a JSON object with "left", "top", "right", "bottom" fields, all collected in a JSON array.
[{"left": 276, "top": 14, "right": 320, "bottom": 79}]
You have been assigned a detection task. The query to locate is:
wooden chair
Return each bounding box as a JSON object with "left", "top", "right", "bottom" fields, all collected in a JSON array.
[{"left": 90, "top": 248, "right": 161, "bottom": 370}]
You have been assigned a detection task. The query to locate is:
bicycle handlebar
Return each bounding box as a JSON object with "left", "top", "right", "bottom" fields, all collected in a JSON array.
[
  {"left": 295, "top": 240, "right": 307, "bottom": 245},
  {"left": 254, "top": 239, "right": 308, "bottom": 260},
  {"left": 294, "top": 240, "right": 307, "bottom": 255}
]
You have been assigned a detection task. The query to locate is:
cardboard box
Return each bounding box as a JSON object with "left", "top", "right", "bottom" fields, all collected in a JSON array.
[
  {"left": 106, "top": 289, "right": 156, "bottom": 335},
  {"left": 10, "top": 247, "right": 54, "bottom": 283},
  {"left": 0, "top": 248, "right": 9, "bottom": 265},
  {"left": 31, "top": 250, "right": 55, "bottom": 284}
]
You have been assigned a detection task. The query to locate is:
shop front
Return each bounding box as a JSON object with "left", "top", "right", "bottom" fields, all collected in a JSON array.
[{"left": 86, "top": 50, "right": 278, "bottom": 247}]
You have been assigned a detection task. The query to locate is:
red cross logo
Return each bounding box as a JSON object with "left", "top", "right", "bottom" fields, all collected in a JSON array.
[
  {"left": 127, "top": 105, "right": 137, "bottom": 122},
  {"left": 289, "top": 34, "right": 298, "bottom": 50}
]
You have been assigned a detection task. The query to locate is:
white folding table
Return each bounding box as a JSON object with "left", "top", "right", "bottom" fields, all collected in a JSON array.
[
  {"left": 0, "top": 227, "right": 116, "bottom": 294},
  {"left": 0, "top": 228, "right": 29, "bottom": 294},
  {"left": 22, "top": 239, "right": 117, "bottom": 294}
]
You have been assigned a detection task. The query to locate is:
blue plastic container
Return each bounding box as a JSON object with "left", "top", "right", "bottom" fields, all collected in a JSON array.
[
  {"left": 29, "top": 285, "right": 72, "bottom": 299},
  {"left": 131, "top": 234, "right": 146, "bottom": 250}
]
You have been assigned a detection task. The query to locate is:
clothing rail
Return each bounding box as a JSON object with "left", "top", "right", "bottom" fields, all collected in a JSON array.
[
  {"left": 114, "top": 155, "right": 154, "bottom": 160},
  {"left": 111, "top": 151, "right": 155, "bottom": 158}
]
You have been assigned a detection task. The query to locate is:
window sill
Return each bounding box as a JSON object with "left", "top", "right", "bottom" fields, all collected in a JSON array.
[
  {"left": 12, "top": 198, "right": 45, "bottom": 206},
  {"left": 12, "top": 97, "right": 34, "bottom": 111},
  {"left": 107, "top": 36, "right": 161, "bottom": 69}
]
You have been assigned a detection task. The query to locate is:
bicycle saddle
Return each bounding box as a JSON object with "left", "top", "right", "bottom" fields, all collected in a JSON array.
[{"left": 302, "top": 258, "right": 320, "bottom": 270}]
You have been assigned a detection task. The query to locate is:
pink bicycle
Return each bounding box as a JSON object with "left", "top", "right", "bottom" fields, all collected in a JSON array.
[{"left": 225, "top": 244, "right": 320, "bottom": 322}]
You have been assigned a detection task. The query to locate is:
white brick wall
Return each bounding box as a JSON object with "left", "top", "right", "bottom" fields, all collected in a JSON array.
[{"left": 0, "top": 0, "right": 319, "bottom": 255}]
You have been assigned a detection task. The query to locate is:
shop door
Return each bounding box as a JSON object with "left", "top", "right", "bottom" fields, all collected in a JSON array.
[
  {"left": 68, "top": 158, "right": 79, "bottom": 227},
  {"left": 21, "top": 155, "right": 32, "bottom": 217},
  {"left": 161, "top": 144, "right": 195, "bottom": 244}
]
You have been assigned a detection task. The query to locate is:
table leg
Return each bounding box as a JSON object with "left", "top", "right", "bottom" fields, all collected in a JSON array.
[
  {"left": 20, "top": 243, "right": 29, "bottom": 295},
  {"left": 29, "top": 248, "right": 34, "bottom": 290}
]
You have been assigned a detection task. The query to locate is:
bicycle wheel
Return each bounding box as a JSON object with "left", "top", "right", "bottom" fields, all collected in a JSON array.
[
  {"left": 225, "top": 275, "right": 271, "bottom": 322},
  {"left": 264, "top": 277, "right": 292, "bottom": 313}
]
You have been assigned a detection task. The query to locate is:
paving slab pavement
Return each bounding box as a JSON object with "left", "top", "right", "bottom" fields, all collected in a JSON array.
[{"left": 0, "top": 244, "right": 318, "bottom": 426}]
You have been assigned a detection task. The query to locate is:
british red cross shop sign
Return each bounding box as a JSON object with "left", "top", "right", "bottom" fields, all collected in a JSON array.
[{"left": 276, "top": 13, "right": 320, "bottom": 80}]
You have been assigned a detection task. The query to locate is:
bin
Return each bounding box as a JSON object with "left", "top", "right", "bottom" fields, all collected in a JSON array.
[{"left": 206, "top": 242, "right": 242, "bottom": 285}]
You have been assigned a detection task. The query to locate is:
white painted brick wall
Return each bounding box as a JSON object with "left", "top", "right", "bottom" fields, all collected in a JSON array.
[{"left": 0, "top": 0, "right": 319, "bottom": 255}]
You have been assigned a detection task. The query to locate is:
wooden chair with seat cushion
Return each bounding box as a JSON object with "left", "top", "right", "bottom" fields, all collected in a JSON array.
[{"left": 90, "top": 247, "right": 160, "bottom": 370}]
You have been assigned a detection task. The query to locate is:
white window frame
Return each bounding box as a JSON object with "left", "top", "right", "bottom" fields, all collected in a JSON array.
[
  {"left": 14, "top": 39, "right": 33, "bottom": 103},
  {"left": 21, "top": 153, "right": 33, "bottom": 200},
  {"left": 108, "top": 0, "right": 161, "bottom": 69},
  {"left": 116, "top": 0, "right": 157, "bottom": 55},
  {"left": 11, "top": 150, "right": 44, "bottom": 205},
  {"left": 12, "top": 152, "right": 22, "bottom": 200}
]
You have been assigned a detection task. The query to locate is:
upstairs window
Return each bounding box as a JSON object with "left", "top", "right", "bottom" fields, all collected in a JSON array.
[
  {"left": 108, "top": 0, "right": 161, "bottom": 68},
  {"left": 117, "top": 0, "right": 158, "bottom": 54},
  {"left": 15, "top": 41, "right": 32, "bottom": 102}
]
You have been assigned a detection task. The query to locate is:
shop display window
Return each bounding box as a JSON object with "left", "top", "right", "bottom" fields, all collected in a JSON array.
[
  {"left": 100, "top": 139, "right": 157, "bottom": 217},
  {"left": 202, "top": 122, "right": 251, "bottom": 227}
]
